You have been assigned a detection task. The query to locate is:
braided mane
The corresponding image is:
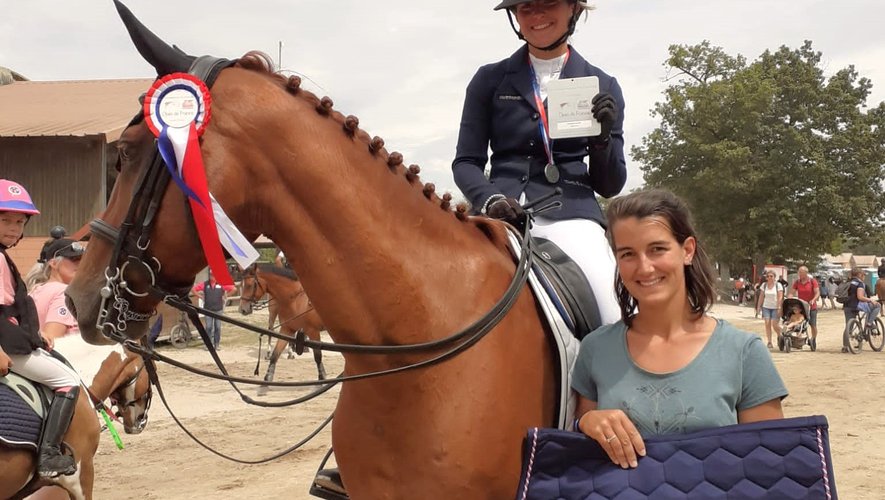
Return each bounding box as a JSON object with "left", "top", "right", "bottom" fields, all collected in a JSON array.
[{"left": 234, "top": 51, "right": 469, "bottom": 221}]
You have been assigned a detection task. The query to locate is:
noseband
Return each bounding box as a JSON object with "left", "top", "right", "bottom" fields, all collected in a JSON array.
[
  {"left": 91, "top": 145, "right": 172, "bottom": 342},
  {"left": 110, "top": 359, "right": 153, "bottom": 418}
]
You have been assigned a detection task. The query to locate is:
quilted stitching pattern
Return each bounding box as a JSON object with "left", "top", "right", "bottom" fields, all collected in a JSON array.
[
  {"left": 517, "top": 415, "right": 836, "bottom": 500},
  {"left": 0, "top": 384, "right": 41, "bottom": 449}
]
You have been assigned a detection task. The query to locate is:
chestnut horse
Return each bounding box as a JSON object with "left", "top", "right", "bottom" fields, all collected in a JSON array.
[
  {"left": 67, "top": 3, "right": 555, "bottom": 498},
  {"left": 0, "top": 340, "right": 152, "bottom": 500},
  {"left": 238, "top": 264, "right": 328, "bottom": 390}
]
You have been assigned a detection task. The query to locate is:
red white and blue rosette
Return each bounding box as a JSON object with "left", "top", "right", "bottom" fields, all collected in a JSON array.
[
  {"left": 143, "top": 73, "right": 211, "bottom": 136},
  {"left": 143, "top": 73, "right": 257, "bottom": 286}
]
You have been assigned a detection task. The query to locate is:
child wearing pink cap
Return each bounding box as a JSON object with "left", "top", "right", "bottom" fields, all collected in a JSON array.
[{"left": 0, "top": 179, "right": 81, "bottom": 478}]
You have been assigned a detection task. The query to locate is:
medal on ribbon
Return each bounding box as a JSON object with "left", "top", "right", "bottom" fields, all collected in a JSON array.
[
  {"left": 143, "top": 73, "right": 258, "bottom": 286},
  {"left": 528, "top": 51, "right": 570, "bottom": 185}
]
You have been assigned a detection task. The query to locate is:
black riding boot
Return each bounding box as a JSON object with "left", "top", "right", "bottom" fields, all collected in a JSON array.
[{"left": 38, "top": 386, "right": 79, "bottom": 478}]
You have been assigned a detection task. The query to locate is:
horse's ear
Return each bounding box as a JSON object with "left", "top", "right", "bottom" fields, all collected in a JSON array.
[{"left": 113, "top": 0, "right": 195, "bottom": 76}]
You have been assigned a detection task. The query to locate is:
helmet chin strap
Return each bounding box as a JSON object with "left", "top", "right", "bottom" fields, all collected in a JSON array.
[{"left": 505, "top": 8, "right": 579, "bottom": 53}]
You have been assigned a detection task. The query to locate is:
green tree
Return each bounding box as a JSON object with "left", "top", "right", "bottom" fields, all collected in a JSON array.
[{"left": 633, "top": 41, "right": 885, "bottom": 276}]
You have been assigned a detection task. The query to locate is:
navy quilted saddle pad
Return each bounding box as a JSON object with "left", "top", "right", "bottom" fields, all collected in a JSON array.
[
  {"left": 0, "top": 384, "right": 42, "bottom": 450},
  {"left": 516, "top": 415, "right": 836, "bottom": 500}
]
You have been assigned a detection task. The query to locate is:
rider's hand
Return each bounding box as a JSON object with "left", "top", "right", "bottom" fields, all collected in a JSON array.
[
  {"left": 486, "top": 197, "right": 526, "bottom": 228},
  {"left": 577, "top": 409, "right": 645, "bottom": 469},
  {"left": 42, "top": 334, "right": 54, "bottom": 351},
  {"left": 591, "top": 92, "right": 618, "bottom": 140},
  {"left": 0, "top": 349, "right": 12, "bottom": 376}
]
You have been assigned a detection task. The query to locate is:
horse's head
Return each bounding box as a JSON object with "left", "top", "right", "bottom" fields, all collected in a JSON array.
[
  {"left": 67, "top": 1, "right": 256, "bottom": 344},
  {"left": 108, "top": 353, "right": 153, "bottom": 434},
  {"left": 238, "top": 265, "right": 266, "bottom": 315}
]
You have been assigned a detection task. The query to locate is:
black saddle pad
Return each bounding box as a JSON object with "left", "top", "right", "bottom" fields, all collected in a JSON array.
[{"left": 0, "top": 384, "right": 42, "bottom": 450}]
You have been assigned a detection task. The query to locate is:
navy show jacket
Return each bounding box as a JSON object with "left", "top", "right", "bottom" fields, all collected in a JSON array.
[{"left": 452, "top": 45, "right": 626, "bottom": 226}]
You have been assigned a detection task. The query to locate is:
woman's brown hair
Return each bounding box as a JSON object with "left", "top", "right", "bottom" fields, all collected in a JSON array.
[{"left": 605, "top": 189, "right": 717, "bottom": 326}]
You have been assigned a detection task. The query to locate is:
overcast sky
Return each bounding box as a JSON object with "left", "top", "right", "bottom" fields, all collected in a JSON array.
[{"left": 3, "top": 0, "right": 884, "bottom": 198}]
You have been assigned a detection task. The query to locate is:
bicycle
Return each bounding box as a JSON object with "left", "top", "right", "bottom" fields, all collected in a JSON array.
[
  {"left": 169, "top": 310, "right": 196, "bottom": 349},
  {"left": 845, "top": 308, "right": 884, "bottom": 354}
]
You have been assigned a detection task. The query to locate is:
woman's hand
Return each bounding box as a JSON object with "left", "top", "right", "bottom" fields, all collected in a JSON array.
[
  {"left": 0, "top": 348, "right": 12, "bottom": 376},
  {"left": 42, "top": 334, "right": 54, "bottom": 351},
  {"left": 577, "top": 409, "right": 646, "bottom": 469}
]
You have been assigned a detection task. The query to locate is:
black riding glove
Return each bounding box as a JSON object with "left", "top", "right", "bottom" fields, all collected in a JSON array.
[
  {"left": 591, "top": 92, "right": 618, "bottom": 144},
  {"left": 487, "top": 197, "right": 526, "bottom": 230}
]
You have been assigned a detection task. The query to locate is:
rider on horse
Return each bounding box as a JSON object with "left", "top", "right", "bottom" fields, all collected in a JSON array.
[{"left": 0, "top": 179, "right": 81, "bottom": 478}]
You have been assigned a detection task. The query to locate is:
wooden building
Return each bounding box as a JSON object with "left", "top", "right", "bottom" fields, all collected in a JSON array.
[{"left": 0, "top": 77, "right": 152, "bottom": 268}]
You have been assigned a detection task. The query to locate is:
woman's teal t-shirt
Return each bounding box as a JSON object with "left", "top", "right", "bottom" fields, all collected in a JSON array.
[{"left": 571, "top": 319, "right": 788, "bottom": 437}]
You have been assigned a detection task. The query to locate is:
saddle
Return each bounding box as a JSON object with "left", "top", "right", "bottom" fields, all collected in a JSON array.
[
  {"left": 530, "top": 237, "right": 601, "bottom": 339},
  {"left": 516, "top": 415, "right": 837, "bottom": 499}
]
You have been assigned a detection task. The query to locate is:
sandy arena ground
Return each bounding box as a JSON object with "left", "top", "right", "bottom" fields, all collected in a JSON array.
[{"left": 64, "top": 303, "right": 882, "bottom": 499}]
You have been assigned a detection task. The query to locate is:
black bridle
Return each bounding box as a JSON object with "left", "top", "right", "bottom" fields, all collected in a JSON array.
[
  {"left": 239, "top": 266, "right": 269, "bottom": 306},
  {"left": 109, "top": 358, "right": 153, "bottom": 424}
]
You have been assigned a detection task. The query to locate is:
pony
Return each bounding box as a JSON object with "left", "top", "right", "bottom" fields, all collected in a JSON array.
[
  {"left": 0, "top": 338, "right": 153, "bottom": 500},
  {"left": 238, "top": 263, "right": 328, "bottom": 390},
  {"left": 66, "top": 3, "right": 557, "bottom": 498}
]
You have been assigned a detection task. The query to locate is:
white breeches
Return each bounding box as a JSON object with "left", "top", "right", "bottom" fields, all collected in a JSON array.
[
  {"left": 531, "top": 217, "right": 620, "bottom": 326},
  {"left": 9, "top": 348, "right": 80, "bottom": 389}
]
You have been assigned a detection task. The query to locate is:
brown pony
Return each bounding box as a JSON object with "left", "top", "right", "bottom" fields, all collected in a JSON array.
[
  {"left": 66, "top": 4, "right": 555, "bottom": 498},
  {"left": 0, "top": 342, "right": 152, "bottom": 500},
  {"left": 238, "top": 264, "right": 328, "bottom": 389}
]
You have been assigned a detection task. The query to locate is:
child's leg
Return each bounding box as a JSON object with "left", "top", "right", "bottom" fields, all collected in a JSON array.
[{"left": 8, "top": 349, "right": 79, "bottom": 389}]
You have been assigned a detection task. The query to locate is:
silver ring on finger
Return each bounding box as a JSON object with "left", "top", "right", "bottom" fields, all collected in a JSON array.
[{"left": 605, "top": 435, "right": 617, "bottom": 443}]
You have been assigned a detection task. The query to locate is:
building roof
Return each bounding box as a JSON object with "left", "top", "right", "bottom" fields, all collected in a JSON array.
[
  {"left": 0, "top": 78, "right": 153, "bottom": 141},
  {"left": 851, "top": 255, "right": 880, "bottom": 268},
  {"left": 822, "top": 253, "right": 852, "bottom": 266}
]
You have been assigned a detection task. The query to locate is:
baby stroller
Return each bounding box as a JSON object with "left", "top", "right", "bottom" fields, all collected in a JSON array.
[{"left": 778, "top": 298, "right": 812, "bottom": 353}]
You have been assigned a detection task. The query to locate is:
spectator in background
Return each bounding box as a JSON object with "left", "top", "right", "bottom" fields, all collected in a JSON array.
[
  {"left": 842, "top": 268, "right": 880, "bottom": 353},
  {"left": 192, "top": 270, "right": 235, "bottom": 350},
  {"left": 756, "top": 272, "right": 784, "bottom": 348},
  {"left": 733, "top": 276, "right": 745, "bottom": 305},
  {"left": 877, "top": 265, "right": 885, "bottom": 302},
  {"left": 27, "top": 239, "right": 85, "bottom": 341},
  {"left": 826, "top": 277, "right": 839, "bottom": 310},
  {"left": 788, "top": 266, "right": 820, "bottom": 351},
  {"left": 818, "top": 276, "right": 829, "bottom": 309}
]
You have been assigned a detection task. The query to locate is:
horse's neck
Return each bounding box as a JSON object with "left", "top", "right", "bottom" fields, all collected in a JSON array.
[
  {"left": 217, "top": 72, "right": 513, "bottom": 347},
  {"left": 53, "top": 335, "right": 126, "bottom": 391}
]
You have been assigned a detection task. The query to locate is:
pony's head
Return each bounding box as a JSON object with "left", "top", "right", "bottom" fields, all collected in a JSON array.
[
  {"left": 238, "top": 265, "right": 266, "bottom": 315},
  {"left": 108, "top": 353, "right": 153, "bottom": 434}
]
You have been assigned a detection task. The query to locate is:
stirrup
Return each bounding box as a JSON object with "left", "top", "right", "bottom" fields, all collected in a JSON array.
[
  {"left": 38, "top": 444, "right": 77, "bottom": 478},
  {"left": 309, "top": 448, "right": 349, "bottom": 500}
]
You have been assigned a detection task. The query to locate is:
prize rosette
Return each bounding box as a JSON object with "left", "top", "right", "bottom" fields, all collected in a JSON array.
[
  {"left": 142, "top": 73, "right": 257, "bottom": 285},
  {"left": 143, "top": 73, "right": 211, "bottom": 137}
]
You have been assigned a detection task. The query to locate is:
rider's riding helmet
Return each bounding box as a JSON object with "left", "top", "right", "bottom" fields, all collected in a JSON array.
[
  {"left": 495, "top": 0, "right": 589, "bottom": 52},
  {"left": 0, "top": 179, "right": 40, "bottom": 216}
]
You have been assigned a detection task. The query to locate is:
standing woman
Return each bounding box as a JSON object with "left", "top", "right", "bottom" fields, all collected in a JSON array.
[
  {"left": 28, "top": 238, "right": 85, "bottom": 342},
  {"left": 756, "top": 272, "right": 783, "bottom": 348},
  {"left": 453, "top": 0, "right": 626, "bottom": 325},
  {"left": 572, "top": 189, "right": 786, "bottom": 468},
  {"left": 0, "top": 180, "right": 81, "bottom": 478}
]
